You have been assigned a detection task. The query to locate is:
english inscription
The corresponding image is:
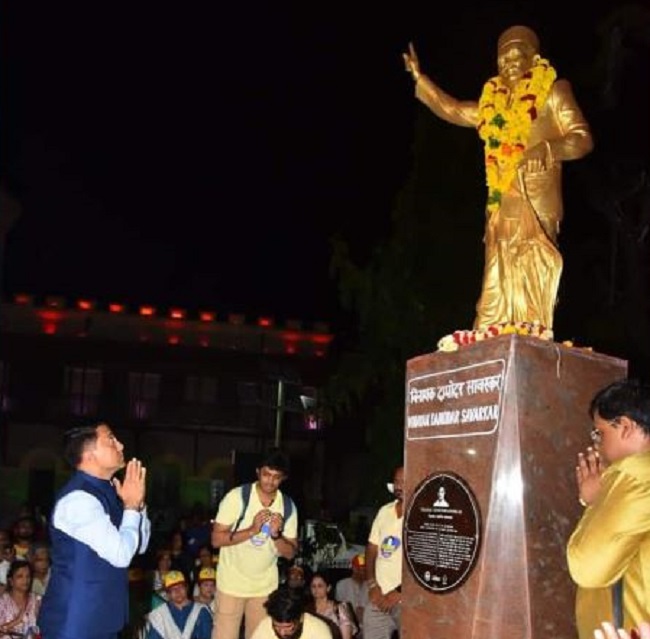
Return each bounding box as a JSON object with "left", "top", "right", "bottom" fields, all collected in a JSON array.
[{"left": 404, "top": 472, "right": 481, "bottom": 594}]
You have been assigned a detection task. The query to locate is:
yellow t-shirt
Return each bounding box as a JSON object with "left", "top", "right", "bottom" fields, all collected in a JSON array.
[
  {"left": 369, "top": 500, "right": 403, "bottom": 594},
  {"left": 567, "top": 451, "right": 650, "bottom": 639},
  {"left": 215, "top": 485, "right": 298, "bottom": 597},
  {"left": 250, "top": 613, "right": 331, "bottom": 639}
]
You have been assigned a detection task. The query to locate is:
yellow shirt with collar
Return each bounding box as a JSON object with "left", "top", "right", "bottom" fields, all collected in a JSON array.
[
  {"left": 215, "top": 484, "right": 297, "bottom": 597},
  {"left": 567, "top": 450, "right": 650, "bottom": 639}
]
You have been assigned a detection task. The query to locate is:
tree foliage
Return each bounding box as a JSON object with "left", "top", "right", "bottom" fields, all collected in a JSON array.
[
  {"left": 326, "top": 114, "right": 484, "bottom": 492},
  {"left": 326, "top": 4, "right": 650, "bottom": 499}
]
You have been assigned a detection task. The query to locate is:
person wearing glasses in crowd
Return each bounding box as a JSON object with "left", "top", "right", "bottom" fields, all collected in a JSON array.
[{"left": 567, "top": 379, "right": 650, "bottom": 639}]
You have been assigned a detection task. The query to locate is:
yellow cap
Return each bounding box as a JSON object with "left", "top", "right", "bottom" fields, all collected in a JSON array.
[
  {"left": 198, "top": 567, "right": 216, "bottom": 582},
  {"left": 163, "top": 570, "right": 186, "bottom": 589}
]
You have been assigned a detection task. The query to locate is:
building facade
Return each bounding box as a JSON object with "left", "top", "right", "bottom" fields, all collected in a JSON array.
[{"left": 0, "top": 293, "right": 334, "bottom": 531}]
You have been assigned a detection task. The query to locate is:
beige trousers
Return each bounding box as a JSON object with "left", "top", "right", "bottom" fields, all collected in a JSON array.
[{"left": 213, "top": 588, "right": 268, "bottom": 639}]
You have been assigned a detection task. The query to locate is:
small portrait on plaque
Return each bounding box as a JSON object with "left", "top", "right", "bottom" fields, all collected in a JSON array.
[{"left": 433, "top": 485, "right": 449, "bottom": 508}]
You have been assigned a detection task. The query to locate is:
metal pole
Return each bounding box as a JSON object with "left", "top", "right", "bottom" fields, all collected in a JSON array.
[{"left": 274, "top": 379, "right": 285, "bottom": 448}]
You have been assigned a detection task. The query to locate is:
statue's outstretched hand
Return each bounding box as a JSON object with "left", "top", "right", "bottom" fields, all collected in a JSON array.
[{"left": 403, "top": 42, "right": 421, "bottom": 81}]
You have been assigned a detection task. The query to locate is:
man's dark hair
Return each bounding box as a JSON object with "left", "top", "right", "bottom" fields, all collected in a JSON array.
[
  {"left": 259, "top": 448, "right": 290, "bottom": 476},
  {"left": 63, "top": 422, "right": 102, "bottom": 468},
  {"left": 589, "top": 379, "right": 650, "bottom": 435},
  {"left": 264, "top": 587, "right": 305, "bottom": 622}
]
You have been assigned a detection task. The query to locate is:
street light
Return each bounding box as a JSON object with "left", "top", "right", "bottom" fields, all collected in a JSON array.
[{"left": 273, "top": 381, "right": 320, "bottom": 446}]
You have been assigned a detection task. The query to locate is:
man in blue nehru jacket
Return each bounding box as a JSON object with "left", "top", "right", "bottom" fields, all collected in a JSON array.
[{"left": 38, "top": 422, "right": 151, "bottom": 639}]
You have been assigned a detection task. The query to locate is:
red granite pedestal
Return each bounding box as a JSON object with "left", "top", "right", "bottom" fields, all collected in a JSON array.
[{"left": 402, "top": 335, "right": 627, "bottom": 639}]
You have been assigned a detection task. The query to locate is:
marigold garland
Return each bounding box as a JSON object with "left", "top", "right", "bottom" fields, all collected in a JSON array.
[
  {"left": 437, "top": 321, "right": 553, "bottom": 352},
  {"left": 477, "top": 55, "right": 557, "bottom": 213},
  {"left": 435, "top": 322, "right": 592, "bottom": 353}
]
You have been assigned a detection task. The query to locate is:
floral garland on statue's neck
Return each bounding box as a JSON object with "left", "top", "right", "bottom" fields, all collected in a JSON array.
[{"left": 478, "top": 55, "right": 557, "bottom": 213}]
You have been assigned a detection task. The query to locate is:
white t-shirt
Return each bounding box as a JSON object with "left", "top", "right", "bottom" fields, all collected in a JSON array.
[{"left": 335, "top": 577, "right": 369, "bottom": 610}]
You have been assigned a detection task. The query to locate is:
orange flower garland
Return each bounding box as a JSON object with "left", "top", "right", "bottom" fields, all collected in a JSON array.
[
  {"left": 477, "top": 55, "right": 556, "bottom": 213},
  {"left": 437, "top": 321, "right": 553, "bottom": 352}
]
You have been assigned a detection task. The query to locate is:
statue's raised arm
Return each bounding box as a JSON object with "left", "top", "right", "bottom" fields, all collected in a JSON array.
[
  {"left": 403, "top": 41, "right": 478, "bottom": 128},
  {"left": 405, "top": 26, "right": 594, "bottom": 332}
]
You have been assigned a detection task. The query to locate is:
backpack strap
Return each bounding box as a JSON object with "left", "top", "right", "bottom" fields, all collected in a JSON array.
[
  {"left": 232, "top": 484, "right": 294, "bottom": 535},
  {"left": 282, "top": 491, "right": 295, "bottom": 526},
  {"left": 231, "top": 483, "right": 252, "bottom": 534}
]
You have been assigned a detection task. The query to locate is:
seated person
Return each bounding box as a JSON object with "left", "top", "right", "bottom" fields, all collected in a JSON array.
[
  {"left": 335, "top": 553, "right": 368, "bottom": 634},
  {"left": 190, "top": 544, "right": 216, "bottom": 597},
  {"left": 151, "top": 547, "right": 173, "bottom": 610},
  {"left": 193, "top": 567, "right": 216, "bottom": 609},
  {"left": 251, "top": 587, "right": 332, "bottom": 639},
  {"left": 0, "top": 559, "right": 41, "bottom": 637},
  {"left": 285, "top": 564, "right": 308, "bottom": 600},
  {"left": 307, "top": 571, "right": 358, "bottom": 639},
  {"left": 30, "top": 544, "right": 51, "bottom": 596},
  {"left": 12, "top": 516, "right": 36, "bottom": 561},
  {"left": 0, "top": 538, "right": 16, "bottom": 596},
  {"left": 146, "top": 570, "right": 212, "bottom": 639}
]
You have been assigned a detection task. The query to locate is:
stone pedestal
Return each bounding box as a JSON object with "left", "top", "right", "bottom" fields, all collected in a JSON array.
[{"left": 402, "top": 335, "right": 627, "bottom": 639}]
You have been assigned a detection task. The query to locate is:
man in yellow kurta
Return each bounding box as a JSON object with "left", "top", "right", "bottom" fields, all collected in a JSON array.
[
  {"left": 403, "top": 26, "right": 594, "bottom": 330},
  {"left": 211, "top": 449, "right": 298, "bottom": 639},
  {"left": 567, "top": 379, "right": 650, "bottom": 639}
]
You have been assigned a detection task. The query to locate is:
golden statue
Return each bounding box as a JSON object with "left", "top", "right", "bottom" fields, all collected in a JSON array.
[{"left": 403, "top": 26, "right": 594, "bottom": 330}]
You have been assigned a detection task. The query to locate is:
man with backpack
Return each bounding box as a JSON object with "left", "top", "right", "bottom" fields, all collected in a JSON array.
[{"left": 211, "top": 449, "right": 298, "bottom": 639}]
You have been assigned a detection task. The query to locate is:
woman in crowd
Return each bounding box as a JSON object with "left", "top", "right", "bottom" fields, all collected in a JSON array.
[
  {"left": 190, "top": 544, "right": 215, "bottom": 597},
  {"left": 0, "top": 559, "right": 41, "bottom": 637},
  {"left": 151, "top": 547, "right": 173, "bottom": 610},
  {"left": 169, "top": 530, "right": 193, "bottom": 584},
  {"left": 306, "top": 571, "right": 357, "bottom": 639}
]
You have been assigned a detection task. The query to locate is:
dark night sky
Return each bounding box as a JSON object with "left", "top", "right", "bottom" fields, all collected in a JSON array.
[{"left": 0, "top": 2, "right": 640, "bottom": 326}]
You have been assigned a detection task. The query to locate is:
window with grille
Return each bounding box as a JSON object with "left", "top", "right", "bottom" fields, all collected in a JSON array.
[
  {"left": 185, "top": 376, "right": 218, "bottom": 405},
  {"left": 129, "top": 372, "right": 160, "bottom": 420},
  {"left": 64, "top": 366, "right": 103, "bottom": 417}
]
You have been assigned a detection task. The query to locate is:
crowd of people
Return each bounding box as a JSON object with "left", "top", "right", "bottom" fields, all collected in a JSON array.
[
  {"left": 1, "top": 376, "right": 649, "bottom": 639},
  {"left": 0, "top": 435, "right": 384, "bottom": 639}
]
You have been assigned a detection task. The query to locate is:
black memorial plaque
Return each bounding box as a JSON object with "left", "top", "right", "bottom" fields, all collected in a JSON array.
[{"left": 404, "top": 471, "right": 481, "bottom": 593}]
